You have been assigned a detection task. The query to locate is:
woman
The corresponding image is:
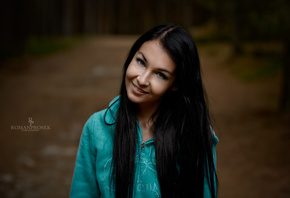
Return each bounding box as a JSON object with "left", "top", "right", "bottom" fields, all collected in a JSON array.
[{"left": 70, "top": 24, "right": 218, "bottom": 198}]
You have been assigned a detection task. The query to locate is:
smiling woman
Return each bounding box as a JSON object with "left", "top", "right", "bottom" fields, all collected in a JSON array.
[
  {"left": 125, "top": 40, "right": 177, "bottom": 114},
  {"left": 70, "top": 24, "right": 218, "bottom": 198}
]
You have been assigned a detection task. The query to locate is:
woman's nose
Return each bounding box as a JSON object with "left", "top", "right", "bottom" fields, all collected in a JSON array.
[{"left": 137, "top": 71, "right": 150, "bottom": 86}]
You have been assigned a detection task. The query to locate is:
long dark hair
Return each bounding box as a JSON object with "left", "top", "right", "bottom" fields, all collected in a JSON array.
[{"left": 111, "top": 24, "right": 217, "bottom": 197}]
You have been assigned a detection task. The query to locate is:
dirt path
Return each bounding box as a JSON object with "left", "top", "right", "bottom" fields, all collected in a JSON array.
[
  {"left": 200, "top": 43, "right": 290, "bottom": 198},
  {"left": 0, "top": 36, "right": 289, "bottom": 198}
]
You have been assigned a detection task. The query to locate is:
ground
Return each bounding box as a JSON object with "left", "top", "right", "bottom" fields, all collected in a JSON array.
[{"left": 0, "top": 36, "right": 289, "bottom": 198}]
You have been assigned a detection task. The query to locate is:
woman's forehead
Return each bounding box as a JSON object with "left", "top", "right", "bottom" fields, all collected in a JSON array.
[{"left": 137, "top": 40, "right": 176, "bottom": 72}]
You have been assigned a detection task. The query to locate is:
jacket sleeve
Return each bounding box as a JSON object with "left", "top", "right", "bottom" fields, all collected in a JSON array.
[
  {"left": 70, "top": 116, "right": 100, "bottom": 198},
  {"left": 203, "top": 134, "right": 218, "bottom": 198}
]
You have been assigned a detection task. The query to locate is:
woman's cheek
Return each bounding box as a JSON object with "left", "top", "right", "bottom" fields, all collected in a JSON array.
[
  {"left": 151, "top": 79, "right": 165, "bottom": 94},
  {"left": 127, "top": 64, "right": 141, "bottom": 78}
]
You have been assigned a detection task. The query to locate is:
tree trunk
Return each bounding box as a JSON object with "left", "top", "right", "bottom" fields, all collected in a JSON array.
[
  {"left": 83, "top": 0, "right": 98, "bottom": 34},
  {"left": 0, "top": 0, "right": 28, "bottom": 60},
  {"left": 213, "top": 0, "right": 223, "bottom": 39},
  {"left": 232, "top": 0, "right": 243, "bottom": 55},
  {"left": 280, "top": 37, "right": 290, "bottom": 111}
]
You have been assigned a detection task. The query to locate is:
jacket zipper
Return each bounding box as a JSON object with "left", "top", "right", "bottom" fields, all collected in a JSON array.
[{"left": 141, "top": 141, "right": 145, "bottom": 149}]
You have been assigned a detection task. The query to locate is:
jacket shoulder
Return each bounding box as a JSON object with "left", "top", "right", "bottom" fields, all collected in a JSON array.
[
  {"left": 85, "top": 95, "right": 120, "bottom": 127},
  {"left": 82, "top": 96, "right": 120, "bottom": 144}
]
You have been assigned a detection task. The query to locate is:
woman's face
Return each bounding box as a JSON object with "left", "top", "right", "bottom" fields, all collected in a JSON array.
[{"left": 125, "top": 40, "right": 177, "bottom": 108}]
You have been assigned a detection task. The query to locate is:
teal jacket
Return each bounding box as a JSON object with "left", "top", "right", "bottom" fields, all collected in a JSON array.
[{"left": 70, "top": 96, "right": 218, "bottom": 197}]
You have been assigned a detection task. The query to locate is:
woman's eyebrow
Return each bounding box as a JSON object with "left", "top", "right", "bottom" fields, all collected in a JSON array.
[
  {"left": 138, "top": 51, "right": 174, "bottom": 75},
  {"left": 138, "top": 52, "right": 148, "bottom": 63},
  {"left": 157, "top": 68, "right": 172, "bottom": 75}
]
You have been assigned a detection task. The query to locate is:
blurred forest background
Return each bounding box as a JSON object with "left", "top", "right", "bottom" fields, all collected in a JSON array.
[
  {"left": 0, "top": 0, "right": 290, "bottom": 198},
  {"left": 1, "top": 0, "right": 290, "bottom": 109}
]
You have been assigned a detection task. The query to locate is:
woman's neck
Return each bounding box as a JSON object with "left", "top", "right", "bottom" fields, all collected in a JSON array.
[{"left": 137, "top": 103, "right": 159, "bottom": 142}]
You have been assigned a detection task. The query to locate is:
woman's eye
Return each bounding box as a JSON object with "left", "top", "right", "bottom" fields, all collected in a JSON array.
[
  {"left": 156, "top": 72, "right": 167, "bottom": 79},
  {"left": 136, "top": 58, "right": 145, "bottom": 66}
]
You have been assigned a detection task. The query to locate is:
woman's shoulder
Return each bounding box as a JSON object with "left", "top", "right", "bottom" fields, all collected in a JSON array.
[
  {"left": 84, "top": 95, "right": 120, "bottom": 130},
  {"left": 81, "top": 96, "right": 120, "bottom": 146},
  {"left": 210, "top": 126, "right": 219, "bottom": 147},
  {"left": 212, "top": 133, "right": 219, "bottom": 147}
]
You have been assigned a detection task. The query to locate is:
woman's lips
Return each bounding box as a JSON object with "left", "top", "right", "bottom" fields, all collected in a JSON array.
[{"left": 132, "top": 82, "right": 148, "bottom": 94}]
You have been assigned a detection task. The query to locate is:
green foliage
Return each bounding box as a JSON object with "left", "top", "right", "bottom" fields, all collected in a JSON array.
[
  {"left": 194, "top": 0, "right": 215, "bottom": 10},
  {"left": 231, "top": 56, "right": 283, "bottom": 81},
  {"left": 244, "top": 0, "right": 289, "bottom": 40},
  {"left": 25, "top": 37, "right": 80, "bottom": 56},
  {"left": 210, "top": 0, "right": 289, "bottom": 41},
  {"left": 241, "top": 59, "right": 282, "bottom": 80}
]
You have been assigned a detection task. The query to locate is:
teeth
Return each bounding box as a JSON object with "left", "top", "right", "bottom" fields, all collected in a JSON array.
[
  {"left": 134, "top": 84, "right": 146, "bottom": 93},
  {"left": 136, "top": 86, "right": 145, "bottom": 93},
  {"left": 136, "top": 87, "right": 145, "bottom": 93}
]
